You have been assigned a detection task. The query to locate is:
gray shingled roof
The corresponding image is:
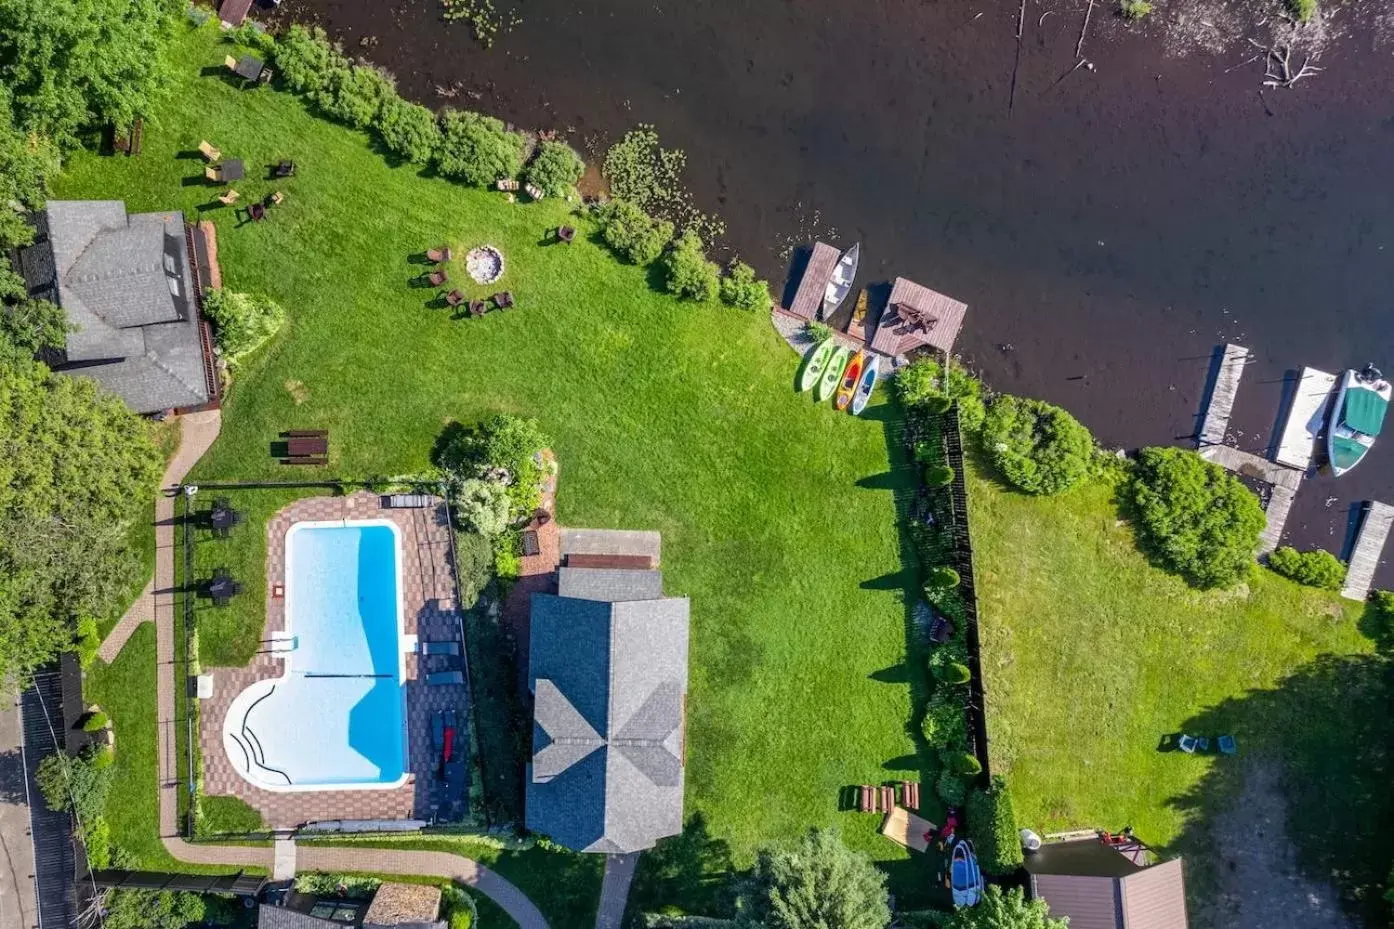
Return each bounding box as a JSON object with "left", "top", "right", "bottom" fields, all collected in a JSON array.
[
  {"left": 22, "top": 200, "right": 209, "bottom": 413},
  {"left": 255, "top": 904, "right": 341, "bottom": 929},
  {"left": 526, "top": 584, "right": 689, "bottom": 854},
  {"left": 557, "top": 568, "right": 665, "bottom": 602}
]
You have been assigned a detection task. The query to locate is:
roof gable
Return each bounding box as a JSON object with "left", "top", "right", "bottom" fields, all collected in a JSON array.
[{"left": 1120, "top": 858, "right": 1188, "bottom": 929}]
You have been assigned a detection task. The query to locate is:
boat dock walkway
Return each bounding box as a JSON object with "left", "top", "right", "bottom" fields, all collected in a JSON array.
[
  {"left": 1274, "top": 367, "right": 1337, "bottom": 470},
  {"left": 1341, "top": 501, "right": 1394, "bottom": 601},
  {"left": 1198, "top": 445, "right": 1302, "bottom": 556},
  {"left": 1198, "top": 343, "right": 1252, "bottom": 448}
]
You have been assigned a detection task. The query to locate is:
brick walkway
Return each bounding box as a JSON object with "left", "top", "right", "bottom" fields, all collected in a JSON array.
[
  {"left": 97, "top": 578, "right": 153, "bottom": 664},
  {"left": 595, "top": 852, "right": 640, "bottom": 929}
]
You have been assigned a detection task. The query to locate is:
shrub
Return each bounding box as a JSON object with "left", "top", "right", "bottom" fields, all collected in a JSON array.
[
  {"left": 944, "top": 886, "right": 1067, "bottom": 929},
  {"left": 943, "top": 751, "right": 982, "bottom": 777},
  {"left": 934, "top": 661, "right": 971, "bottom": 685},
  {"left": 719, "top": 260, "right": 771, "bottom": 311},
  {"left": 1288, "top": 0, "right": 1318, "bottom": 21},
  {"left": 1128, "top": 447, "right": 1266, "bottom": 589},
  {"left": 936, "top": 768, "right": 968, "bottom": 806},
  {"left": 1120, "top": 0, "right": 1153, "bottom": 18},
  {"left": 441, "top": 885, "right": 479, "bottom": 929},
  {"left": 925, "top": 464, "right": 954, "bottom": 487},
  {"left": 35, "top": 750, "right": 111, "bottom": 820},
  {"left": 1267, "top": 546, "right": 1346, "bottom": 591},
  {"left": 101, "top": 889, "right": 208, "bottom": 929},
  {"left": 442, "top": 414, "right": 550, "bottom": 515},
  {"left": 377, "top": 96, "right": 440, "bottom": 164},
  {"left": 741, "top": 828, "right": 891, "bottom": 929},
  {"left": 457, "top": 478, "right": 511, "bottom": 537},
  {"left": 983, "top": 395, "right": 1094, "bottom": 495},
  {"left": 295, "top": 873, "right": 381, "bottom": 898},
  {"left": 201, "top": 289, "right": 286, "bottom": 366},
  {"left": 926, "top": 566, "right": 960, "bottom": 591},
  {"left": 75, "top": 616, "right": 100, "bottom": 668},
  {"left": 90, "top": 744, "right": 115, "bottom": 769},
  {"left": 82, "top": 815, "right": 111, "bottom": 869},
  {"left": 495, "top": 531, "right": 521, "bottom": 580},
  {"left": 453, "top": 531, "right": 494, "bottom": 607},
  {"left": 663, "top": 229, "right": 720, "bottom": 302},
  {"left": 966, "top": 776, "right": 1024, "bottom": 875},
  {"left": 526, "top": 140, "right": 584, "bottom": 197},
  {"left": 82, "top": 710, "right": 108, "bottom": 732},
  {"left": 601, "top": 199, "right": 673, "bottom": 265},
  {"left": 273, "top": 25, "right": 345, "bottom": 98},
  {"left": 229, "top": 22, "right": 276, "bottom": 56},
  {"left": 894, "top": 358, "right": 985, "bottom": 431},
  {"left": 921, "top": 691, "right": 967, "bottom": 750},
  {"left": 437, "top": 109, "right": 525, "bottom": 186},
  {"left": 806, "top": 321, "right": 833, "bottom": 343},
  {"left": 322, "top": 64, "right": 395, "bottom": 129}
]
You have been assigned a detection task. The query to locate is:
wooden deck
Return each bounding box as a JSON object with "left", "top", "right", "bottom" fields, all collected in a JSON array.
[
  {"left": 1273, "top": 367, "right": 1337, "bottom": 470},
  {"left": 1198, "top": 445, "right": 1301, "bottom": 555},
  {"left": 1341, "top": 500, "right": 1394, "bottom": 601},
  {"left": 785, "top": 242, "right": 839, "bottom": 321},
  {"left": 1197, "top": 344, "right": 1251, "bottom": 448}
]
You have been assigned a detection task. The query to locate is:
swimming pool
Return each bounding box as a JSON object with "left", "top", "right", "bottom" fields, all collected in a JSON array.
[{"left": 223, "top": 519, "right": 409, "bottom": 791}]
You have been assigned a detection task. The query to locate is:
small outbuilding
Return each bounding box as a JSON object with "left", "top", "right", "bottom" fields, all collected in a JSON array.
[{"left": 1026, "top": 833, "right": 1189, "bottom": 929}]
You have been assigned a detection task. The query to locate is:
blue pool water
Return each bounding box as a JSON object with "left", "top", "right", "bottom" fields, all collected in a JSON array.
[{"left": 229, "top": 521, "right": 407, "bottom": 790}]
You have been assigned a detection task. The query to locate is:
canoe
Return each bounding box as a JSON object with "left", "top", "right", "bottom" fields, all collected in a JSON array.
[
  {"left": 834, "top": 351, "right": 865, "bottom": 412},
  {"left": 1327, "top": 363, "right": 1391, "bottom": 476},
  {"left": 821, "top": 242, "right": 860, "bottom": 319},
  {"left": 816, "top": 345, "right": 850, "bottom": 403},
  {"left": 850, "top": 354, "right": 881, "bottom": 416},
  {"left": 950, "top": 839, "right": 983, "bottom": 908},
  {"left": 799, "top": 338, "right": 835, "bottom": 393}
]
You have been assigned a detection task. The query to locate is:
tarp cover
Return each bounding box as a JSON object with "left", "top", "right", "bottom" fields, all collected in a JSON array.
[{"left": 1345, "top": 385, "right": 1389, "bottom": 436}]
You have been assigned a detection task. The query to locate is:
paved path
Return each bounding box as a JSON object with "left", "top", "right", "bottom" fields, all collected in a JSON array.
[
  {"left": 595, "top": 852, "right": 640, "bottom": 929},
  {"left": 97, "top": 579, "right": 153, "bottom": 665},
  {"left": 0, "top": 697, "right": 39, "bottom": 929}
]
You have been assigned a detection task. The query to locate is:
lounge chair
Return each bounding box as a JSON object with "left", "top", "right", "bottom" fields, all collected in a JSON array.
[
  {"left": 258, "top": 67, "right": 274, "bottom": 84},
  {"left": 275, "top": 160, "right": 295, "bottom": 178},
  {"left": 426, "top": 246, "right": 451, "bottom": 263},
  {"left": 426, "top": 670, "right": 465, "bottom": 686},
  {"left": 218, "top": 189, "right": 240, "bottom": 206},
  {"left": 557, "top": 225, "right": 576, "bottom": 243},
  {"left": 420, "top": 641, "right": 460, "bottom": 657},
  {"left": 199, "top": 140, "right": 221, "bottom": 162},
  {"left": 495, "top": 179, "right": 519, "bottom": 192},
  {"left": 1218, "top": 735, "right": 1238, "bottom": 756},
  {"left": 428, "top": 269, "right": 448, "bottom": 287},
  {"left": 268, "top": 191, "right": 285, "bottom": 206},
  {"left": 468, "top": 299, "right": 487, "bottom": 317},
  {"left": 524, "top": 183, "right": 545, "bottom": 200},
  {"left": 492, "top": 291, "right": 514, "bottom": 309}
]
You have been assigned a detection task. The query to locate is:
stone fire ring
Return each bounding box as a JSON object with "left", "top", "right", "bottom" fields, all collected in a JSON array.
[{"left": 466, "top": 245, "right": 505, "bottom": 285}]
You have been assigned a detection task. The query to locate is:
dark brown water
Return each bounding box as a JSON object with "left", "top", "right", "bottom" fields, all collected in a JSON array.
[{"left": 271, "top": 0, "right": 1394, "bottom": 582}]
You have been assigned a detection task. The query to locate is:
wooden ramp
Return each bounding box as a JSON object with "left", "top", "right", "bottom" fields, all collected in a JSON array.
[
  {"left": 1274, "top": 367, "right": 1337, "bottom": 470},
  {"left": 1198, "top": 344, "right": 1251, "bottom": 448},
  {"left": 1341, "top": 501, "right": 1394, "bottom": 601}
]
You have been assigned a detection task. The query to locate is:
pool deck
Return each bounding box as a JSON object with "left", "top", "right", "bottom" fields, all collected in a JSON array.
[{"left": 199, "top": 491, "right": 469, "bottom": 828}]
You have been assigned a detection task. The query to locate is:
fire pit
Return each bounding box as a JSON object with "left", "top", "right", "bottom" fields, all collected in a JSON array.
[{"left": 466, "top": 245, "right": 505, "bottom": 285}]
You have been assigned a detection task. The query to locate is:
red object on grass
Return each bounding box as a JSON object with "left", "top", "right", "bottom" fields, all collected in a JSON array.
[{"left": 443, "top": 727, "right": 455, "bottom": 763}]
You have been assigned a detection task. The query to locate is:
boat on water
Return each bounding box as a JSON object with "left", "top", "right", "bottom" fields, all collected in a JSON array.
[
  {"left": 820, "top": 243, "right": 860, "bottom": 319},
  {"left": 950, "top": 839, "right": 984, "bottom": 908},
  {"left": 1327, "top": 363, "right": 1391, "bottom": 477},
  {"left": 799, "top": 339, "right": 835, "bottom": 393},
  {"left": 834, "top": 352, "right": 865, "bottom": 411},
  {"left": 850, "top": 354, "right": 880, "bottom": 416},
  {"left": 816, "top": 345, "right": 850, "bottom": 403}
]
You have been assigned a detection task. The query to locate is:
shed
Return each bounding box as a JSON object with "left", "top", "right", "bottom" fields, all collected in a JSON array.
[
  {"left": 363, "top": 881, "right": 444, "bottom": 928},
  {"left": 869, "top": 277, "right": 967, "bottom": 357},
  {"left": 219, "top": 0, "right": 255, "bottom": 26},
  {"left": 1026, "top": 836, "right": 1189, "bottom": 929}
]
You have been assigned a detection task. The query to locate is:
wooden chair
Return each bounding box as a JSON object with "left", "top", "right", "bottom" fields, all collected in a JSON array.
[
  {"left": 426, "top": 246, "right": 451, "bottom": 263},
  {"left": 524, "top": 183, "right": 545, "bottom": 200},
  {"left": 218, "top": 189, "right": 240, "bottom": 206},
  {"left": 198, "top": 140, "right": 221, "bottom": 162},
  {"left": 859, "top": 785, "right": 874, "bottom": 812},
  {"left": 205, "top": 165, "right": 223, "bottom": 183},
  {"left": 468, "top": 299, "right": 487, "bottom": 317},
  {"left": 495, "top": 179, "right": 519, "bottom": 192},
  {"left": 557, "top": 225, "right": 576, "bottom": 243},
  {"left": 224, "top": 55, "right": 239, "bottom": 72},
  {"left": 258, "top": 67, "right": 274, "bottom": 84},
  {"left": 492, "top": 291, "right": 515, "bottom": 309}
]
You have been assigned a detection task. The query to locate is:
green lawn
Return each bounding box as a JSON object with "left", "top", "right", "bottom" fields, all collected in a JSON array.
[
  {"left": 60, "top": 19, "right": 923, "bottom": 910},
  {"left": 967, "top": 455, "right": 1382, "bottom": 912}
]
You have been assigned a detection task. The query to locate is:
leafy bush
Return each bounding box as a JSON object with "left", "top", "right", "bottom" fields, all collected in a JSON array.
[
  {"left": 920, "top": 690, "right": 967, "bottom": 751},
  {"left": 35, "top": 750, "right": 111, "bottom": 821},
  {"left": 934, "top": 661, "right": 971, "bottom": 685},
  {"left": 1120, "top": 0, "right": 1153, "bottom": 18},
  {"left": 229, "top": 22, "right": 276, "bottom": 56},
  {"left": 526, "top": 140, "right": 584, "bottom": 197},
  {"left": 1128, "top": 447, "right": 1266, "bottom": 589},
  {"left": 274, "top": 25, "right": 345, "bottom": 98},
  {"left": 944, "top": 886, "right": 1067, "bottom": 929},
  {"left": 663, "top": 230, "right": 720, "bottom": 302},
  {"left": 457, "top": 478, "right": 511, "bottom": 537},
  {"left": 925, "top": 464, "right": 954, "bottom": 487},
  {"left": 943, "top": 751, "right": 981, "bottom": 777},
  {"left": 437, "top": 109, "right": 525, "bottom": 186},
  {"left": 982, "top": 395, "right": 1094, "bottom": 495},
  {"left": 75, "top": 616, "right": 101, "bottom": 668},
  {"left": 966, "top": 776, "right": 1023, "bottom": 875},
  {"left": 377, "top": 96, "right": 440, "bottom": 164},
  {"left": 1288, "top": 0, "right": 1318, "bottom": 21},
  {"left": 741, "top": 828, "right": 891, "bottom": 929},
  {"left": 926, "top": 566, "right": 960, "bottom": 591},
  {"left": 441, "top": 885, "right": 479, "bottom": 929},
  {"left": 719, "top": 260, "right": 771, "bottom": 311},
  {"left": 82, "top": 815, "right": 111, "bottom": 868},
  {"left": 90, "top": 744, "right": 114, "bottom": 769},
  {"left": 101, "top": 889, "right": 207, "bottom": 929},
  {"left": 82, "top": 710, "right": 108, "bottom": 732},
  {"left": 600, "top": 199, "right": 673, "bottom": 265},
  {"left": 894, "top": 359, "right": 985, "bottom": 431},
  {"left": 1267, "top": 546, "right": 1346, "bottom": 591},
  {"left": 494, "top": 530, "right": 522, "bottom": 580},
  {"left": 322, "top": 64, "right": 395, "bottom": 129},
  {"left": 453, "top": 531, "right": 494, "bottom": 607},
  {"left": 294, "top": 873, "right": 381, "bottom": 898},
  {"left": 201, "top": 289, "right": 286, "bottom": 366},
  {"left": 936, "top": 768, "right": 968, "bottom": 807},
  {"left": 806, "top": 321, "right": 833, "bottom": 343}
]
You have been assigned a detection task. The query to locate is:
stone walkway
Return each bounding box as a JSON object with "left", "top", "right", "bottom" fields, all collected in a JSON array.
[
  {"left": 97, "top": 579, "right": 153, "bottom": 665},
  {"left": 595, "top": 852, "right": 640, "bottom": 929}
]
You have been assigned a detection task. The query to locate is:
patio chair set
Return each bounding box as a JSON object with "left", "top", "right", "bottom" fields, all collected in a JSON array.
[
  {"left": 856, "top": 779, "right": 921, "bottom": 814},
  {"left": 420, "top": 638, "right": 466, "bottom": 686},
  {"left": 280, "top": 429, "right": 329, "bottom": 466},
  {"left": 225, "top": 54, "right": 274, "bottom": 86},
  {"left": 493, "top": 178, "right": 547, "bottom": 201},
  {"left": 204, "top": 567, "right": 242, "bottom": 608},
  {"left": 445, "top": 288, "right": 516, "bottom": 317},
  {"left": 208, "top": 496, "right": 244, "bottom": 538}
]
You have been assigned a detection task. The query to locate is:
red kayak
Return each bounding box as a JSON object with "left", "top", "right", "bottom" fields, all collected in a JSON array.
[{"left": 834, "top": 351, "right": 865, "bottom": 411}]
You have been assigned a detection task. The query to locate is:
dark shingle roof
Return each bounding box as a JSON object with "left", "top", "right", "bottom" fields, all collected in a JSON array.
[
  {"left": 256, "top": 904, "right": 341, "bottom": 929},
  {"left": 557, "top": 568, "right": 665, "bottom": 602}
]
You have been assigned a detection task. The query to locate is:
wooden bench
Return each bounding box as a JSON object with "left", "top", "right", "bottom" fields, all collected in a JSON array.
[
  {"left": 566, "top": 553, "right": 654, "bottom": 570},
  {"left": 900, "top": 781, "right": 920, "bottom": 811},
  {"left": 859, "top": 785, "right": 875, "bottom": 812}
]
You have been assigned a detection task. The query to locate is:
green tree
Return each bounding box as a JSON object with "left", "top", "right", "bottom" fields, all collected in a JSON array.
[
  {"left": 0, "top": 0, "right": 183, "bottom": 149},
  {"left": 526, "top": 140, "right": 584, "bottom": 197},
  {"left": 982, "top": 395, "right": 1095, "bottom": 495},
  {"left": 35, "top": 750, "right": 112, "bottom": 819},
  {"left": 1266, "top": 546, "right": 1346, "bottom": 591},
  {"left": 201, "top": 289, "right": 286, "bottom": 366},
  {"left": 101, "top": 889, "right": 207, "bottom": 929},
  {"left": 1128, "top": 447, "right": 1265, "bottom": 589},
  {"left": 0, "top": 84, "right": 58, "bottom": 252},
  {"left": 322, "top": 64, "right": 395, "bottom": 130},
  {"left": 0, "top": 360, "right": 161, "bottom": 683},
  {"left": 601, "top": 199, "right": 672, "bottom": 265},
  {"left": 740, "top": 828, "right": 890, "bottom": 929},
  {"left": 437, "top": 109, "right": 525, "bottom": 186},
  {"left": 719, "top": 260, "right": 771, "bottom": 311},
  {"left": 894, "top": 358, "right": 986, "bottom": 432},
  {"left": 663, "top": 229, "right": 720, "bottom": 302},
  {"left": 0, "top": 297, "right": 67, "bottom": 364},
  {"left": 456, "top": 478, "right": 511, "bottom": 537},
  {"left": 442, "top": 414, "right": 550, "bottom": 515},
  {"left": 377, "top": 97, "right": 440, "bottom": 164},
  {"left": 945, "top": 885, "right": 1068, "bottom": 929},
  {"left": 966, "top": 776, "right": 1024, "bottom": 875},
  {"left": 273, "top": 25, "right": 345, "bottom": 98}
]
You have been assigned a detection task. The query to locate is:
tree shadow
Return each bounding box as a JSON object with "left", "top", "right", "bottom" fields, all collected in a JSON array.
[{"left": 628, "top": 813, "right": 737, "bottom": 919}]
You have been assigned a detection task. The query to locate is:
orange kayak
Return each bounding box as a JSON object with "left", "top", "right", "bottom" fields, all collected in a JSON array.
[{"left": 834, "top": 351, "right": 864, "bottom": 411}]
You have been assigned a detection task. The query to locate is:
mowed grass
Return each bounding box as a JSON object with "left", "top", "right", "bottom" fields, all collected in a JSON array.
[
  {"left": 58, "top": 19, "right": 919, "bottom": 890},
  {"left": 967, "top": 457, "right": 1373, "bottom": 900}
]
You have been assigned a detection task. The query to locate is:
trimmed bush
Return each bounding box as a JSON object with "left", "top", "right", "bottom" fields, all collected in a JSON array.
[
  {"left": 934, "top": 661, "right": 971, "bottom": 685},
  {"left": 926, "top": 566, "right": 960, "bottom": 591},
  {"left": 983, "top": 395, "right": 1094, "bottom": 495},
  {"left": 273, "top": 25, "right": 346, "bottom": 98},
  {"left": 966, "top": 776, "right": 1024, "bottom": 875},
  {"left": 601, "top": 199, "right": 673, "bottom": 265},
  {"left": 377, "top": 97, "right": 440, "bottom": 164},
  {"left": 201, "top": 289, "right": 286, "bottom": 366},
  {"left": 663, "top": 229, "right": 720, "bottom": 302},
  {"left": 82, "top": 815, "right": 111, "bottom": 869},
  {"left": 89, "top": 744, "right": 115, "bottom": 769},
  {"left": 943, "top": 750, "right": 982, "bottom": 777},
  {"left": 719, "top": 260, "right": 771, "bottom": 311},
  {"left": 457, "top": 478, "right": 511, "bottom": 537},
  {"left": 81, "top": 710, "right": 108, "bottom": 732},
  {"left": 921, "top": 690, "right": 967, "bottom": 751},
  {"left": 437, "top": 109, "right": 525, "bottom": 186},
  {"left": 894, "top": 358, "right": 986, "bottom": 431},
  {"left": 1267, "top": 546, "right": 1346, "bottom": 591},
  {"left": 936, "top": 768, "right": 968, "bottom": 807},
  {"left": 1129, "top": 447, "right": 1266, "bottom": 589},
  {"left": 526, "top": 140, "right": 584, "bottom": 197},
  {"left": 806, "top": 321, "right": 833, "bottom": 343},
  {"left": 944, "top": 886, "right": 1068, "bottom": 929},
  {"left": 925, "top": 464, "right": 954, "bottom": 487},
  {"left": 322, "top": 64, "right": 395, "bottom": 130},
  {"left": 75, "top": 616, "right": 100, "bottom": 668}
]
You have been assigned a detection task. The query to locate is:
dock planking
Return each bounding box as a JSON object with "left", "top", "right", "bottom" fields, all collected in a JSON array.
[
  {"left": 1341, "top": 500, "right": 1394, "bottom": 601},
  {"left": 1274, "top": 367, "right": 1337, "bottom": 470},
  {"left": 1197, "top": 343, "right": 1251, "bottom": 448}
]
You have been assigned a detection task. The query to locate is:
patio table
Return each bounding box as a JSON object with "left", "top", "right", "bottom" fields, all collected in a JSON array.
[{"left": 220, "top": 158, "right": 245, "bottom": 181}]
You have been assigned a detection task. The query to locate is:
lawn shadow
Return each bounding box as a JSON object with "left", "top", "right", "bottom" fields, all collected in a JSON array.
[
  {"left": 627, "top": 813, "right": 737, "bottom": 919},
  {"left": 174, "top": 149, "right": 204, "bottom": 161},
  {"left": 779, "top": 244, "right": 811, "bottom": 309}
]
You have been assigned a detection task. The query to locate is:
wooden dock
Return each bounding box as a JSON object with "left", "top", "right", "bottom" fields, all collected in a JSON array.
[
  {"left": 1341, "top": 501, "right": 1394, "bottom": 601},
  {"left": 1273, "top": 367, "right": 1337, "bottom": 470},
  {"left": 1198, "top": 445, "right": 1301, "bottom": 556},
  {"left": 1197, "top": 344, "right": 1251, "bottom": 448}
]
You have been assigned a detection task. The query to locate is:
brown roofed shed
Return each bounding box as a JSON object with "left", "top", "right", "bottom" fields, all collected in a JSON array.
[
  {"left": 1027, "top": 838, "right": 1189, "bottom": 929},
  {"left": 219, "top": 0, "right": 255, "bottom": 26},
  {"left": 869, "top": 276, "right": 967, "bottom": 357},
  {"left": 786, "top": 242, "right": 840, "bottom": 320}
]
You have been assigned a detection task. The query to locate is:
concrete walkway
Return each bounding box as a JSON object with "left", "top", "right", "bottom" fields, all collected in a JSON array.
[
  {"left": 0, "top": 698, "right": 38, "bottom": 929},
  {"left": 595, "top": 852, "right": 640, "bottom": 929}
]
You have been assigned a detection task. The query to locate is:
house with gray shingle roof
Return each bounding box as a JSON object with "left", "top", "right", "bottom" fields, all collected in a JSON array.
[
  {"left": 15, "top": 200, "right": 213, "bottom": 414},
  {"left": 526, "top": 553, "right": 689, "bottom": 854}
]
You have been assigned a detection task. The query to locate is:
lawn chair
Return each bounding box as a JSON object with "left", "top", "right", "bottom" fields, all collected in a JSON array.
[
  {"left": 1178, "top": 734, "right": 1211, "bottom": 754},
  {"left": 557, "top": 225, "right": 576, "bottom": 243},
  {"left": 224, "top": 55, "right": 239, "bottom": 72},
  {"left": 524, "top": 183, "right": 545, "bottom": 200},
  {"left": 492, "top": 291, "right": 515, "bottom": 309},
  {"left": 859, "top": 785, "right": 874, "bottom": 812},
  {"left": 1218, "top": 735, "right": 1238, "bottom": 756},
  {"left": 218, "top": 189, "right": 240, "bottom": 206},
  {"left": 445, "top": 289, "right": 465, "bottom": 308},
  {"left": 427, "top": 269, "right": 448, "bottom": 287},
  {"left": 258, "top": 67, "right": 275, "bottom": 84},
  {"left": 468, "top": 299, "right": 487, "bottom": 317},
  {"left": 268, "top": 191, "right": 285, "bottom": 206},
  {"left": 205, "top": 165, "right": 224, "bottom": 183},
  {"left": 495, "top": 179, "right": 519, "bottom": 192},
  {"left": 275, "top": 160, "right": 295, "bottom": 178},
  {"left": 426, "top": 246, "right": 451, "bottom": 263},
  {"left": 419, "top": 641, "right": 460, "bottom": 657}
]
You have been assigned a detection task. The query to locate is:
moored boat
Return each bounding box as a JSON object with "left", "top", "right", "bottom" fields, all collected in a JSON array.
[
  {"left": 850, "top": 354, "right": 880, "bottom": 415},
  {"left": 834, "top": 351, "right": 865, "bottom": 411},
  {"left": 799, "top": 338, "right": 835, "bottom": 393},
  {"left": 821, "top": 242, "right": 860, "bottom": 319},
  {"left": 1327, "top": 363, "right": 1391, "bottom": 477},
  {"left": 816, "top": 345, "right": 850, "bottom": 402}
]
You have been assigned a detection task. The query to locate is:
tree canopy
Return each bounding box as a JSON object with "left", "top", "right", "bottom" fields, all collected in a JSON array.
[
  {"left": 738, "top": 828, "right": 890, "bottom": 929},
  {"left": 982, "top": 395, "right": 1094, "bottom": 495},
  {"left": 944, "top": 886, "right": 1068, "bottom": 929}
]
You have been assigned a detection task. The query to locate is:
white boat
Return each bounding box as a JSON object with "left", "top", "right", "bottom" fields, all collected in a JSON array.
[
  {"left": 1327, "top": 364, "right": 1391, "bottom": 477},
  {"left": 850, "top": 354, "right": 880, "bottom": 416},
  {"left": 820, "top": 242, "right": 859, "bottom": 319}
]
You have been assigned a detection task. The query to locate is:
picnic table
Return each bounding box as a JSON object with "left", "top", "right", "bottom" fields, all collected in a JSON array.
[
  {"left": 234, "top": 55, "right": 264, "bottom": 82},
  {"left": 287, "top": 436, "right": 328, "bottom": 458}
]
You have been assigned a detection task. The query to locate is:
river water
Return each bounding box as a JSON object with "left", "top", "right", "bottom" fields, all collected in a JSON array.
[{"left": 270, "top": 0, "right": 1394, "bottom": 584}]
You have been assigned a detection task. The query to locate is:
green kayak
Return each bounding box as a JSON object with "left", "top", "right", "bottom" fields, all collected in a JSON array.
[
  {"left": 799, "top": 339, "right": 835, "bottom": 393},
  {"left": 816, "top": 345, "right": 850, "bottom": 402}
]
